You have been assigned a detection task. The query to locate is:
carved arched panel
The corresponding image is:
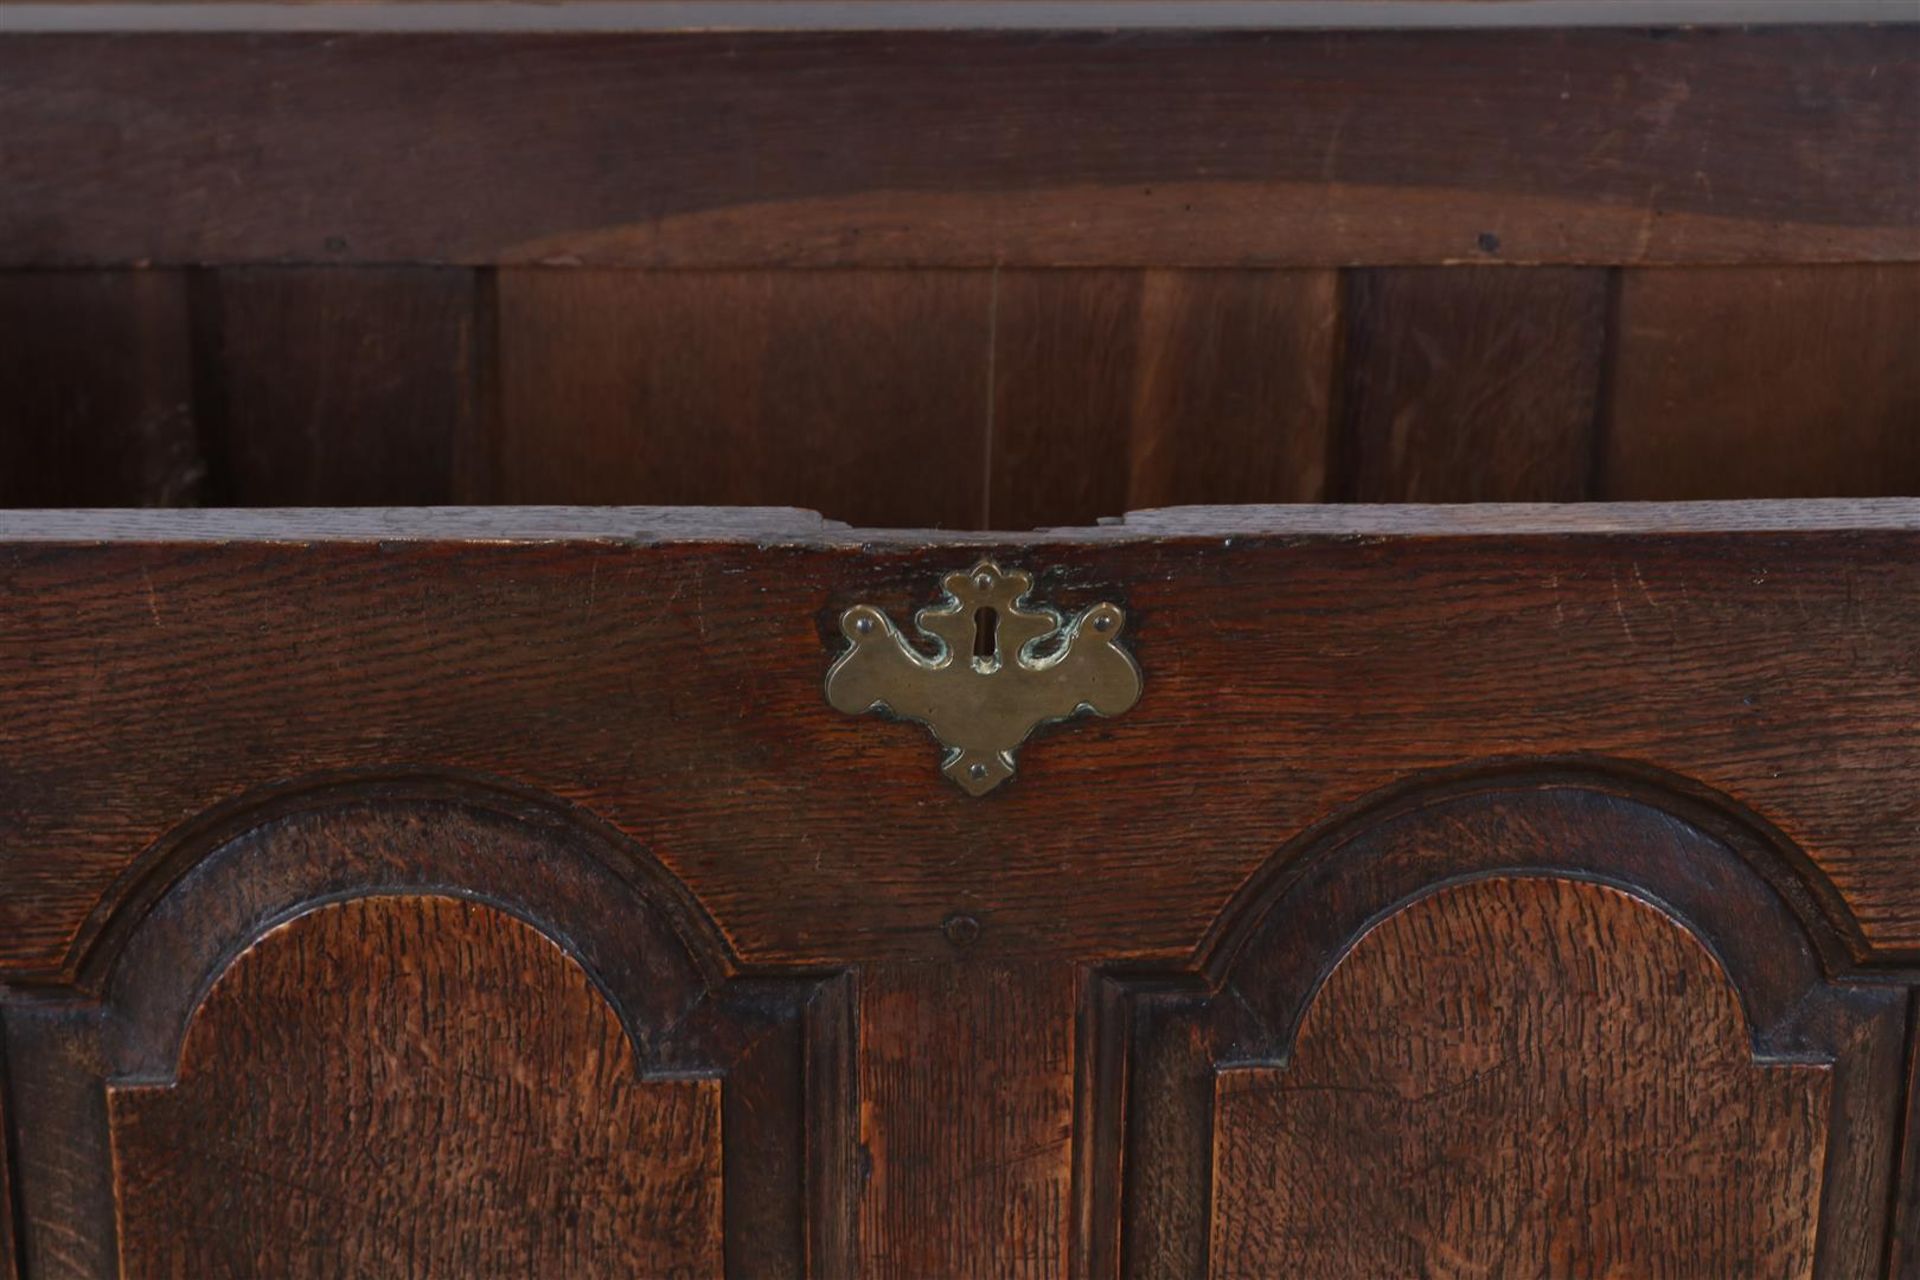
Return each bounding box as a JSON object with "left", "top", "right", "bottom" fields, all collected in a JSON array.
[
  {"left": 1212, "top": 877, "right": 1828, "bottom": 1276},
  {"left": 1103, "top": 777, "right": 1906, "bottom": 1280},
  {"left": 3, "top": 782, "right": 850, "bottom": 1280},
  {"left": 111, "top": 894, "right": 724, "bottom": 1278}
]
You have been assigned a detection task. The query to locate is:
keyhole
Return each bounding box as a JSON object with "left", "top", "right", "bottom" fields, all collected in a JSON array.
[{"left": 972, "top": 607, "right": 999, "bottom": 660}]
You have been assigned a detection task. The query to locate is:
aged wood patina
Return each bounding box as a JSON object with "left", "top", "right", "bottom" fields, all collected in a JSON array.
[{"left": 0, "top": 503, "right": 1917, "bottom": 1276}]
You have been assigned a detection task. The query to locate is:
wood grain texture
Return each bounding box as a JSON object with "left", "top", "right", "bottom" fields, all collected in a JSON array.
[
  {"left": 0, "top": 1009, "right": 115, "bottom": 1279},
  {"left": 1210, "top": 877, "right": 1829, "bottom": 1277},
  {"left": 1337, "top": 266, "right": 1609, "bottom": 501},
  {"left": 109, "top": 894, "right": 724, "bottom": 1278},
  {"left": 1113, "top": 996, "right": 1212, "bottom": 1280},
  {"left": 1894, "top": 995, "right": 1920, "bottom": 1280},
  {"left": 197, "top": 267, "right": 481, "bottom": 505},
  {"left": 1601, "top": 265, "right": 1920, "bottom": 500},
  {"left": 858, "top": 961, "right": 1075, "bottom": 1279},
  {"left": 0, "top": 1, "right": 1889, "bottom": 15},
  {"left": 2, "top": 27, "right": 1912, "bottom": 269},
  {"left": 1104, "top": 498, "right": 1920, "bottom": 536},
  {"left": 988, "top": 270, "right": 1336, "bottom": 529},
  {"left": 0, "top": 518, "right": 1916, "bottom": 1274},
  {"left": 13, "top": 498, "right": 1920, "bottom": 542},
  {"left": 492, "top": 270, "right": 992, "bottom": 528},
  {"left": 0, "top": 271, "right": 202, "bottom": 507},
  {"left": 1113, "top": 781, "right": 1905, "bottom": 1280},
  {"left": 12, "top": 514, "right": 1920, "bottom": 978},
  {"left": 2, "top": 797, "right": 822, "bottom": 1280},
  {"left": 0, "top": 1045, "right": 13, "bottom": 1280}
]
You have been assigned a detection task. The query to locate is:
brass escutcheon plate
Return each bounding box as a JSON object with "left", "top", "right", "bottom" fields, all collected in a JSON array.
[{"left": 825, "top": 560, "right": 1142, "bottom": 794}]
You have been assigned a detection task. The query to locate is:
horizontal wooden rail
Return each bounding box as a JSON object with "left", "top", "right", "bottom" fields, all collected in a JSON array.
[
  {"left": 1, "top": 1, "right": 1914, "bottom": 30},
  {"left": 2, "top": 25, "right": 1914, "bottom": 268}
]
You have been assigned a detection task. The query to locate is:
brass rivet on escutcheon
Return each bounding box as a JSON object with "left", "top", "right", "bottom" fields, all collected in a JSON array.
[{"left": 824, "top": 560, "right": 1143, "bottom": 795}]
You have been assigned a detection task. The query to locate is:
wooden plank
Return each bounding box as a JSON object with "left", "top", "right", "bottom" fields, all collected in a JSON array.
[
  {"left": 1893, "top": 993, "right": 1920, "bottom": 1280},
  {"left": 857, "top": 960, "right": 1076, "bottom": 1279},
  {"left": 9, "top": 498, "right": 1920, "bottom": 543},
  {"left": 9, "top": 508, "right": 1920, "bottom": 985},
  {"left": 0, "top": 2, "right": 1908, "bottom": 28},
  {"left": 1599, "top": 265, "right": 1920, "bottom": 500},
  {"left": 1, "top": 1010, "right": 113, "bottom": 1279},
  {"left": 0, "top": 1043, "right": 13, "bottom": 1280},
  {"left": 492, "top": 270, "right": 992, "bottom": 528},
  {"left": 0, "top": 271, "right": 201, "bottom": 507},
  {"left": 988, "top": 272, "right": 1140, "bottom": 529},
  {"left": 1336, "top": 267, "right": 1609, "bottom": 502},
  {"left": 989, "top": 270, "right": 1336, "bottom": 530},
  {"left": 1, "top": 27, "right": 1912, "bottom": 269},
  {"left": 199, "top": 268, "right": 480, "bottom": 505}
]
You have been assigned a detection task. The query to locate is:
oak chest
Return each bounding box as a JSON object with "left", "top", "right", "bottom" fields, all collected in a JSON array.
[{"left": 2, "top": 7, "right": 1918, "bottom": 1278}]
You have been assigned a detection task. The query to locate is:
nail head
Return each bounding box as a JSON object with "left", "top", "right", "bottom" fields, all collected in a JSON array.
[{"left": 942, "top": 913, "right": 982, "bottom": 947}]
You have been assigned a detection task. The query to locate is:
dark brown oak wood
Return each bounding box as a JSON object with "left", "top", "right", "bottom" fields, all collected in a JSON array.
[
  {"left": 111, "top": 894, "right": 725, "bottom": 1277},
  {"left": 988, "top": 270, "right": 1336, "bottom": 529},
  {"left": 1108, "top": 781, "right": 1905, "bottom": 1279},
  {"left": 1600, "top": 264, "right": 1920, "bottom": 500},
  {"left": 857, "top": 961, "right": 1077, "bottom": 1279},
  {"left": 493, "top": 263, "right": 1186, "bottom": 529},
  {"left": 492, "top": 270, "right": 992, "bottom": 528},
  {"left": 3, "top": 10, "right": 1916, "bottom": 1268},
  {"left": 3, "top": 795, "right": 839, "bottom": 1279},
  {"left": 987, "top": 272, "right": 1146, "bottom": 530},
  {"left": 6, "top": 264, "right": 1914, "bottom": 518},
  {"left": 1, "top": 27, "right": 1912, "bottom": 270},
  {"left": 0, "top": 2, "right": 1895, "bottom": 20},
  {"left": 1337, "top": 266, "right": 1608, "bottom": 502},
  {"left": 1214, "top": 880, "right": 1829, "bottom": 1275},
  {"left": 9, "top": 502, "right": 1920, "bottom": 982},
  {"left": 0, "top": 272, "right": 203, "bottom": 508},
  {"left": 0, "top": 505, "right": 1916, "bottom": 1274},
  {"left": 13, "top": 498, "right": 1920, "bottom": 542},
  {"left": 0, "top": 1051, "right": 14, "bottom": 1280},
  {"left": 197, "top": 267, "right": 482, "bottom": 505},
  {"left": 0, "top": 1009, "right": 110, "bottom": 1280},
  {"left": 1896, "top": 997, "right": 1920, "bottom": 1280}
]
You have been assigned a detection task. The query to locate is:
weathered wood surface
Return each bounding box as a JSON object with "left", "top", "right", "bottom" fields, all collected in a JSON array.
[
  {"left": 1895, "top": 1000, "right": 1920, "bottom": 1280},
  {"left": 1111, "top": 780, "right": 1907, "bottom": 1279},
  {"left": 198, "top": 267, "right": 482, "bottom": 505},
  {"left": 1600, "top": 264, "right": 1920, "bottom": 501},
  {"left": 1, "top": 505, "right": 1916, "bottom": 1275},
  {"left": 10, "top": 262, "right": 1919, "bottom": 521},
  {"left": 857, "top": 961, "right": 1077, "bottom": 1279},
  {"left": 493, "top": 270, "right": 994, "bottom": 527},
  {"left": 5, "top": 796, "right": 830, "bottom": 1278},
  {"left": 0, "top": 272, "right": 202, "bottom": 508},
  {"left": 1337, "top": 267, "right": 1608, "bottom": 502},
  {"left": 5, "top": 503, "right": 1920, "bottom": 981},
  {"left": 0, "top": 1, "right": 1905, "bottom": 21},
  {"left": 988, "top": 270, "right": 1337, "bottom": 528},
  {"left": 1212, "top": 878, "right": 1832, "bottom": 1276},
  {"left": 0, "top": 1051, "right": 13, "bottom": 1280},
  {"left": 2, "top": 27, "right": 1913, "bottom": 269},
  {"left": 110, "top": 895, "right": 726, "bottom": 1278}
]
